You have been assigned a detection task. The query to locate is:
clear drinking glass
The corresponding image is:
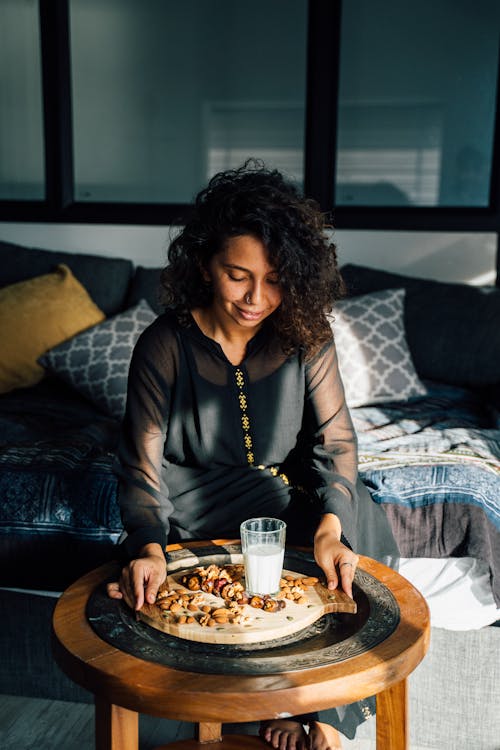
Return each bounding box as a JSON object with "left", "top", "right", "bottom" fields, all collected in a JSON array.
[{"left": 240, "top": 517, "right": 286, "bottom": 596}]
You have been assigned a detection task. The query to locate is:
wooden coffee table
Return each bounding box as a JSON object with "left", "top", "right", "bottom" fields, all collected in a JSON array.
[{"left": 52, "top": 541, "right": 430, "bottom": 750}]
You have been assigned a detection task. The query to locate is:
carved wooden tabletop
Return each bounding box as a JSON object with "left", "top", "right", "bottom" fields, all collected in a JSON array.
[{"left": 52, "top": 540, "right": 430, "bottom": 750}]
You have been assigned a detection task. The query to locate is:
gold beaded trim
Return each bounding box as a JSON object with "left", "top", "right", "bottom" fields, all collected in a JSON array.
[
  {"left": 234, "top": 367, "right": 289, "bottom": 485},
  {"left": 361, "top": 703, "right": 373, "bottom": 719},
  {"left": 257, "top": 464, "right": 289, "bottom": 485},
  {"left": 235, "top": 368, "right": 254, "bottom": 464}
]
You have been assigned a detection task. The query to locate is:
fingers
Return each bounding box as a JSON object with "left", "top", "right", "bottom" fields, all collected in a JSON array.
[
  {"left": 105, "top": 568, "right": 140, "bottom": 610},
  {"left": 315, "top": 546, "right": 339, "bottom": 591},
  {"left": 119, "top": 566, "right": 137, "bottom": 610},
  {"left": 321, "top": 562, "right": 339, "bottom": 592},
  {"left": 315, "top": 539, "right": 359, "bottom": 598},
  {"left": 144, "top": 566, "right": 166, "bottom": 605},
  {"left": 338, "top": 562, "right": 355, "bottom": 599},
  {"left": 338, "top": 553, "right": 359, "bottom": 599},
  {"left": 106, "top": 555, "right": 166, "bottom": 611},
  {"left": 129, "top": 556, "right": 167, "bottom": 611},
  {"left": 132, "top": 576, "right": 146, "bottom": 610},
  {"left": 106, "top": 581, "right": 123, "bottom": 600}
]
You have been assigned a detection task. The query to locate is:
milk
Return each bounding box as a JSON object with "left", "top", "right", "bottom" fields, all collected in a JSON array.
[{"left": 244, "top": 543, "right": 284, "bottom": 596}]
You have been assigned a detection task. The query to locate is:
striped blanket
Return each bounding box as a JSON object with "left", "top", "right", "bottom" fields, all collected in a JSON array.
[{"left": 353, "top": 383, "right": 500, "bottom": 605}]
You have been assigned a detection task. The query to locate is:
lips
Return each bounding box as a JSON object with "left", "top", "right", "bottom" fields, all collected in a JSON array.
[{"left": 237, "top": 307, "right": 264, "bottom": 321}]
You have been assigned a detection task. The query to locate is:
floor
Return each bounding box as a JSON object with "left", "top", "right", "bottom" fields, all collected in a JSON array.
[{"left": 0, "top": 693, "right": 437, "bottom": 750}]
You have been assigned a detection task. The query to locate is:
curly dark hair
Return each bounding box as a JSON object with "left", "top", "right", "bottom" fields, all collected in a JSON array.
[{"left": 160, "top": 160, "right": 345, "bottom": 356}]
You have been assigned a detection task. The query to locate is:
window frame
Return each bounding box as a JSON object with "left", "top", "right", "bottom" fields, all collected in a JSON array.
[{"left": 0, "top": 0, "right": 499, "bottom": 237}]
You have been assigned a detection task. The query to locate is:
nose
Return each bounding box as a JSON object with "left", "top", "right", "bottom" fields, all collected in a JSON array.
[{"left": 247, "top": 281, "right": 264, "bottom": 305}]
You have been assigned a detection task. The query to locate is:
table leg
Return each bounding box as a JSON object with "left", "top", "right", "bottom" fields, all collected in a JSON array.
[
  {"left": 95, "top": 696, "right": 139, "bottom": 750},
  {"left": 376, "top": 678, "right": 408, "bottom": 750},
  {"left": 196, "top": 722, "right": 223, "bottom": 742}
]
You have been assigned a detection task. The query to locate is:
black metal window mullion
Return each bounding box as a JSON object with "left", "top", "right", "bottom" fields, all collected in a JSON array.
[
  {"left": 39, "top": 0, "right": 74, "bottom": 216},
  {"left": 304, "top": 0, "right": 341, "bottom": 216},
  {"left": 488, "top": 38, "right": 500, "bottom": 283}
]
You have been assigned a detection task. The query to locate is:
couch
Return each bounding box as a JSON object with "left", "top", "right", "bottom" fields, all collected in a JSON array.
[{"left": 0, "top": 239, "right": 498, "bottom": 749}]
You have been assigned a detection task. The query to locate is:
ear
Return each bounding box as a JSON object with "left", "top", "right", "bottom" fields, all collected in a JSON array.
[{"left": 199, "top": 263, "right": 212, "bottom": 283}]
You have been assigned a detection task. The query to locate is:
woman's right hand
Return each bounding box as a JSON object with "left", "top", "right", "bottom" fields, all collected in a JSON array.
[{"left": 106, "top": 542, "right": 167, "bottom": 611}]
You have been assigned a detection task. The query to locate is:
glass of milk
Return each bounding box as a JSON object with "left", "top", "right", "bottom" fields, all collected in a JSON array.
[{"left": 240, "top": 517, "right": 286, "bottom": 596}]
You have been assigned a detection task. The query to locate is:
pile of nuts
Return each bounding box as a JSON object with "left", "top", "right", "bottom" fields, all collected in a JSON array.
[
  {"left": 276, "top": 574, "right": 320, "bottom": 605},
  {"left": 153, "top": 563, "right": 320, "bottom": 628},
  {"left": 180, "top": 563, "right": 248, "bottom": 602},
  {"left": 154, "top": 589, "right": 249, "bottom": 627}
]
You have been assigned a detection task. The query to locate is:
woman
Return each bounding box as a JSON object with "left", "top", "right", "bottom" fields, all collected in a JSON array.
[{"left": 108, "top": 161, "right": 398, "bottom": 750}]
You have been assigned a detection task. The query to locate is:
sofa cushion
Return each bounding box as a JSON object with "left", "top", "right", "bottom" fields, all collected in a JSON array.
[
  {"left": 0, "top": 239, "right": 134, "bottom": 316},
  {"left": 40, "top": 300, "right": 157, "bottom": 420},
  {"left": 330, "top": 288, "right": 427, "bottom": 407},
  {"left": 126, "top": 265, "right": 164, "bottom": 315},
  {"left": 0, "top": 264, "right": 105, "bottom": 394},
  {"left": 340, "top": 263, "right": 500, "bottom": 388}
]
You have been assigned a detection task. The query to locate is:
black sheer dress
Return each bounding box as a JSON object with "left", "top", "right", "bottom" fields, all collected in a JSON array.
[{"left": 115, "top": 309, "right": 397, "bottom": 565}]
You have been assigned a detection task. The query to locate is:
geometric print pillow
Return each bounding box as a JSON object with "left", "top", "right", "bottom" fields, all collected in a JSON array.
[
  {"left": 39, "top": 299, "right": 157, "bottom": 420},
  {"left": 329, "top": 288, "right": 427, "bottom": 408}
]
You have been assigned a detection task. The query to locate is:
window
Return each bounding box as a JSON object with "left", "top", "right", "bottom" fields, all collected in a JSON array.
[
  {"left": 0, "top": 0, "right": 498, "bottom": 229},
  {"left": 0, "top": 0, "right": 45, "bottom": 200},
  {"left": 336, "top": 102, "right": 443, "bottom": 206},
  {"left": 335, "top": 0, "right": 499, "bottom": 208},
  {"left": 70, "top": 0, "right": 307, "bottom": 204},
  {"left": 205, "top": 101, "right": 304, "bottom": 187}
]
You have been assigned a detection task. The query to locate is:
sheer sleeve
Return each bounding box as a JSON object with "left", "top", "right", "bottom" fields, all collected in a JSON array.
[
  {"left": 301, "top": 339, "right": 359, "bottom": 547},
  {"left": 114, "top": 319, "right": 177, "bottom": 561}
]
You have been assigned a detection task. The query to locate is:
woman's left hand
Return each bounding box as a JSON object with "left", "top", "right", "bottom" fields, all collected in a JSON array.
[{"left": 313, "top": 513, "right": 359, "bottom": 599}]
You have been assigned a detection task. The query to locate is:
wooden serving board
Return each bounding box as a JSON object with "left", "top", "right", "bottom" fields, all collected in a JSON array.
[{"left": 138, "top": 564, "right": 357, "bottom": 645}]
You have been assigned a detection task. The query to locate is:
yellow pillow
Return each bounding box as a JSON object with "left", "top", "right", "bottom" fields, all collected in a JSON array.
[{"left": 0, "top": 264, "right": 105, "bottom": 393}]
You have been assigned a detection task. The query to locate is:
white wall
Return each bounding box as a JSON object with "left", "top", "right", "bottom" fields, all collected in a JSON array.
[
  {"left": 334, "top": 230, "right": 498, "bottom": 286},
  {"left": 1, "top": 222, "right": 497, "bottom": 286}
]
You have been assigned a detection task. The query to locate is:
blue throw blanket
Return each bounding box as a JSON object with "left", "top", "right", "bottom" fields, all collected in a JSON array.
[{"left": 354, "top": 383, "right": 500, "bottom": 606}]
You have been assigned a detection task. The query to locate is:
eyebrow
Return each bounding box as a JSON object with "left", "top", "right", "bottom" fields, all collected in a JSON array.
[
  {"left": 224, "top": 263, "right": 249, "bottom": 272},
  {"left": 223, "top": 263, "right": 278, "bottom": 276}
]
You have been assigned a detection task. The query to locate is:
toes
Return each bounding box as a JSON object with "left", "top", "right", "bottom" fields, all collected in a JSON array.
[
  {"left": 259, "top": 720, "right": 308, "bottom": 750},
  {"left": 308, "top": 721, "right": 343, "bottom": 750}
]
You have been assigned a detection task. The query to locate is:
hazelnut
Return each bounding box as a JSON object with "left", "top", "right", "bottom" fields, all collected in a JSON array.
[{"left": 249, "top": 596, "right": 265, "bottom": 609}]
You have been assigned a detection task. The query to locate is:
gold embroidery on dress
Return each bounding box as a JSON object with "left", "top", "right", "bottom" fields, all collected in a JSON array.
[
  {"left": 235, "top": 368, "right": 254, "bottom": 464},
  {"left": 361, "top": 704, "right": 372, "bottom": 719},
  {"left": 234, "top": 367, "right": 289, "bottom": 484}
]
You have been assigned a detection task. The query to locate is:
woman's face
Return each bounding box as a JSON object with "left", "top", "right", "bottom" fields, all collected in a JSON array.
[{"left": 204, "top": 234, "right": 282, "bottom": 330}]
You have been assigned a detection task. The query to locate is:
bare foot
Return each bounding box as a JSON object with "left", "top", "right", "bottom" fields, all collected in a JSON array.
[
  {"left": 308, "top": 721, "right": 343, "bottom": 750},
  {"left": 259, "top": 719, "right": 309, "bottom": 750}
]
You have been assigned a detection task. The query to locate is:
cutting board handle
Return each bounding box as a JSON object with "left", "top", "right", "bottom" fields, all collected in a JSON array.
[{"left": 314, "top": 581, "right": 357, "bottom": 614}]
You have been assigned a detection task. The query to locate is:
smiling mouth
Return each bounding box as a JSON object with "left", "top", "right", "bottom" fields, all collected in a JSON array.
[{"left": 237, "top": 307, "right": 264, "bottom": 320}]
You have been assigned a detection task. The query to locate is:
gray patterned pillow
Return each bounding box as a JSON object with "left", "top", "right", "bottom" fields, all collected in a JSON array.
[
  {"left": 329, "top": 288, "right": 427, "bottom": 407},
  {"left": 40, "top": 300, "right": 157, "bottom": 420}
]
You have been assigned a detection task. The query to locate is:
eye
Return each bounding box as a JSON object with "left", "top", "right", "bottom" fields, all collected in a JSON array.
[
  {"left": 228, "top": 273, "right": 246, "bottom": 282},
  {"left": 267, "top": 277, "right": 280, "bottom": 286}
]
